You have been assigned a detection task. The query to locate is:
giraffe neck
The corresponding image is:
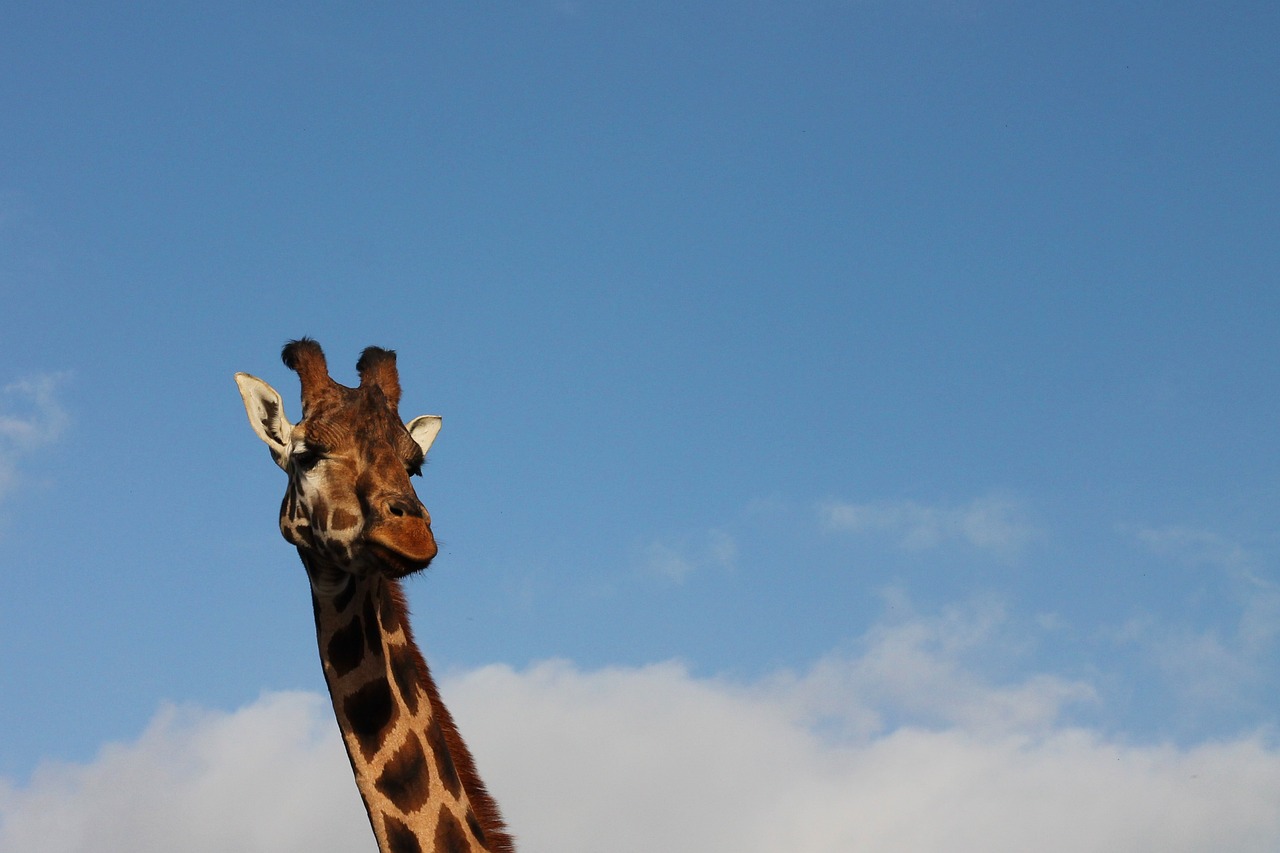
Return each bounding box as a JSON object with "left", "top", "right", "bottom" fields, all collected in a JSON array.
[{"left": 304, "top": 556, "right": 513, "bottom": 853}]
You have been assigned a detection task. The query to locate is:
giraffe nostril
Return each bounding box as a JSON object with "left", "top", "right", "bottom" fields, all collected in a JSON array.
[{"left": 385, "top": 498, "right": 421, "bottom": 519}]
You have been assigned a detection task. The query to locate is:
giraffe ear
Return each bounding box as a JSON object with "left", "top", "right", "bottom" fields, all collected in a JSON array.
[
  {"left": 235, "top": 372, "right": 294, "bottom": 470},
  {"left": 405, "top": 415, "right": 442, "bottom": 456}
]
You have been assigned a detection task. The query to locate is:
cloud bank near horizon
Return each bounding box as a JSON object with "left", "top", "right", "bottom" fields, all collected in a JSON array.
[{"left": 3, "top": 605, "right": 1278, "bottom": 853}]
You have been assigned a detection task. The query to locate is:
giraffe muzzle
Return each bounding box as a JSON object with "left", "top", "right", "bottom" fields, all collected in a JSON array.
[{"left": 365, "top": 506, "right": 437, "bottom": 576}]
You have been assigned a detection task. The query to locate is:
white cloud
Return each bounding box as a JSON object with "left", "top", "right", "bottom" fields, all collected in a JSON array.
[
  {"left": 1135, "top": 525, "right": 1252, "bottom": 573},
  {"left": 1123, "top": 526, "right": 1280, "bottom": 711},
  {"left": 4, "top": 608, "right": 1279, "bottom": 853},
  {"left": 0, "top": 373, "right": 69, "bottom": 501},
  {"left": 820, "top": 494, "right": 1038, "bottom": 557},
  {"left": 642, "top": 528, "right": 737, "bottom": 582},
  {"left": 777, "top": 597, "right": 1099, "bottom": 738},
  {"left": 0, "top": 693, "right": 370, "bottom": 853}
]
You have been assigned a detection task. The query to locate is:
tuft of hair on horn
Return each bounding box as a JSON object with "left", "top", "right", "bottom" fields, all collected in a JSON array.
[
  {"left": 356, "top": 346, "right": 402, "bottom": 410},
  {"left": 281, "top": 338, "right": 337, "bottom": 412}
]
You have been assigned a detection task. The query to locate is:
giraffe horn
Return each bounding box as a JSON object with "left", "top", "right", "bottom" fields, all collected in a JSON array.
[
  {"left": 356, "top": 346, "right": 401, "bottom": 411},
  {"left": 282, "top": 338, "right": 338, "bottom": 412}
]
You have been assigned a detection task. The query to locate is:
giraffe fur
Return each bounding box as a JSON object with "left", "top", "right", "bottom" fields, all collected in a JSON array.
[{"left": 237, "top": 339, "right": 514, "bottom": 853}]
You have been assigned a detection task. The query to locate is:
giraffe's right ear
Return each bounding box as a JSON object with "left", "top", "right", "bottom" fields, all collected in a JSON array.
[{"left": 235, "top": 372, "right": 294, "bottom": 470}]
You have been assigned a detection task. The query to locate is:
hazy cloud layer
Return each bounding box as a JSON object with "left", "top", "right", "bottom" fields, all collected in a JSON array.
[
  {"left": 1122, "top": 526, "right": 1280, "bottom": 712},
  {"left": 642, "top": 528, "right": 737, "bottom": 582},
  {"left": 4, "top": 608, "right": 1279, "bottom": 853},
  {"left": 0, "top": 374, "right": 69, "bottom": 501},
  {"left": 820, "top": 495, "right": 1038, "bottom": 557}
]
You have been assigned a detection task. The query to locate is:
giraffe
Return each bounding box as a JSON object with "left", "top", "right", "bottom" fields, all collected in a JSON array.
[{"left": 235, "top": 338, "right": 514, "bottom": 853}]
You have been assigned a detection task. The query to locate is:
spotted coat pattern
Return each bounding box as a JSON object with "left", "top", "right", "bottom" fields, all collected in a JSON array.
[{"left": 237, "top": 340, "right": 513, "bottom": 853}]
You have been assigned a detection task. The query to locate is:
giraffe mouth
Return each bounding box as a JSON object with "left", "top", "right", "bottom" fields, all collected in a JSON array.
[
  {"left": 365, "top": 532, "right": 437, "bottom": 577},
  {"left": 362, "top": 499, "right": 437, "bottom": 576}
]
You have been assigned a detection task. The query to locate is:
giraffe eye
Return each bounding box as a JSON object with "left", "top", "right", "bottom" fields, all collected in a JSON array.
[
  {"left": 292, "top": 442, "right": 327, "bottom": 471},
  {"left": 406, "top": 460, "right": 423, "bottom": 477}
]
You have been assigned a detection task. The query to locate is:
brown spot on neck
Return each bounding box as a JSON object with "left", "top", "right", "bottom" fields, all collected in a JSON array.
[
  {"left": 375, "top": 735, "right": 432, "bottom": 814},
  {"left": 384, "top": 815, "right": 424, "bottom": 853},
  {"left": 326, "top": 615, "right": 366, "bottom": 677},
  {"left": 434, "top": 804, "right": 469, "bottom": 853},
  {"left": 343, "top": 677, "right": 397, "bottom": 762},
  {"left": 312, "top": 577, "right": 515, "bottom": 853}
]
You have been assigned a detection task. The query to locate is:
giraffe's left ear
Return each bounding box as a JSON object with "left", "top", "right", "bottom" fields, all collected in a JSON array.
[
  {"left": 405, "top": 415, "right": 442, "bottom": 456},
  {"left": 235, "top": 372, "right": 294, "bottom": 470}
]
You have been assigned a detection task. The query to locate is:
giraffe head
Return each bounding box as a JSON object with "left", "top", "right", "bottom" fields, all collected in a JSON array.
[{"left": 236, "top": 339, "right": 443, "bottom": 588}]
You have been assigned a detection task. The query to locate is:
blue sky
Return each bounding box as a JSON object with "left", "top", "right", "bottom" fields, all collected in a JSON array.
[{"left": 3, "top": 3, "right": 1280, "bottom": 850}]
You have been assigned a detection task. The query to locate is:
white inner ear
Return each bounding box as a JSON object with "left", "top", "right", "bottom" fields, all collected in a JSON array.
[
  {"left": 235, "top": 372, "right": 294, "bottom": 468},
  {"left": 406, "top": 415, "right": 442, "bottom": 456}
]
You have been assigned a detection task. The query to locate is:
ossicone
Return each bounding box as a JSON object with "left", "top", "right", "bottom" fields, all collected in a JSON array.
[
  {"left": 356, "top": 346, "right": 401, "bottom": 410},
  {"left": 282, "top": 337, "right": 337, "bottom": 410}
]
